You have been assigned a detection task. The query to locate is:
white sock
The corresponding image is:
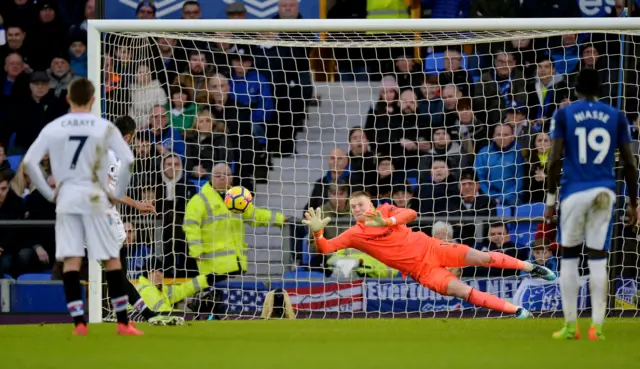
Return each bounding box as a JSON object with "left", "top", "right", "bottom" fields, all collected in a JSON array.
[
  {"left": 560, "top": 257, "right": 580, "bottom": 323},
  {"left": 588, "top": 258, "right": 608, "bottom": 325}
]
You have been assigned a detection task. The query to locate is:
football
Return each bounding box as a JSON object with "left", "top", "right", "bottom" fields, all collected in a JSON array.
[{"left": 224, "top": 186, "right": 253, "bottom": 213}]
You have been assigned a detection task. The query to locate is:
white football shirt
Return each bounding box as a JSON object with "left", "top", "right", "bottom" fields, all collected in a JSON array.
[
  {"left": 23, "top": 112, "right": 134, "bottom": 214},
  {"left": 107, "top": 149, "right": 121, "bottom": 213}
]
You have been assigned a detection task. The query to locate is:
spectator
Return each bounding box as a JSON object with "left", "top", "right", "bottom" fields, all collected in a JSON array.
[
  {"left": 520, "top": 238, "right": 558, "bottom": 278},
  {"left": 392, "top": 184, "right": 419, "bottom": 211},
  {"left": 9, "top": 71, "right": 67, "bottom": 153},
  {"left": 474, "top": 123, "right": 524, "bottom": 206},
  {"left": 437, "top": 48, "right": 473, "bottom": 96},
  {"left": 308, "top": 182, "right": 351, "bottom": 270},
  {"left": 225, "top": 2, "right": 247, "bottom": 19},
  {"left": 203, "top": 73, "right": 262, "bottom": 192},
  {"left": 157, "top": 153, "right": 198, "bottom": 277},
  {"left": 416, "top": 74, "right": 444, "bottom": 130},
  {"left": 174, "top": 51, "right": 212, "bottom": 107},
  {"left": 547, "top": 33, "right": 581, "bottom": 76},
  {"left": 9, "top": 161, "right": 32, "bottom": 198},
  {"left": 146, "top": 104, "right": 186, "bottom": 159},
  {"left": 306, "top": 147, "right": 350, "bottom": 211},
  {"left": 228, "top": 45, "right": 274, "bottom": 146},
  {"left": 29, "top": 0, "right": 67, "bottom": 71},
  {"left": 503, "top": 103, "right": 536, "bottom": 150},
  {"left": 68, "top": 0, "right": 94, "bottom": 33},
  {"left": 181, "top": 1, "right": 201, "bottom": 19},
  {"left": 463, "top": 221, "right": 524, "bottom": 277},
  {"left": 470, "top": 0, "right": 519, "bottom": 18},
  {"left": 474, "top": 50, "right": 526, "bottom": 125},
  {"left": 447, "top": 170, "right": 496, "bottom": 247},
  {"left": 417, "top": 158, "right": 457, "bottom": 215},
  {"left": 388, "top": 50, "right": 423, "bottom": 91},
  {"left": 347, "top": 127, "right": 377, "bottom": 192},
  {"left": 102, "top": 53, "right": 127, "bottom": 121},
  {"left": 422, "top": 0, "right": 470, "bottom": 18},
  {"left": 431, "top": 220, "right": 462, "bottom": 276},
  {"left": 68, "top": 29, "right": 87, "bottom": 77},
  {"left": 572, "top": 44, "right": 610, "bottom": 103},
  {"left": 327, "top": 0, "right": 368, "bottom": 82},
  {"left": 418, "top": 127, "right": 472, "bottom": 183},
  {"left": 167, "top": 87, "right": 197, "bottom": 130},
  {"left": 1, "top": 53, "right": 26, "bottom": 128},
  {"left": 0, "top": 25, "right": 32, "bottom": 73},
  {"left": 373, "top": 157, "right": 408, "bottom": 201},
  {"left": 47, "top": 52, "right": 74, "bottom": 98},
  {"left": 23, "top": 171, "right": 56, "bottom": 272},
  {"left": 130, "top": 64, "right": 168, "bottom": 127},
  {"left": 0, "top": 170, "right": 32, "bottom": 278},
  {"left": 395, "top": 89, "right": 421, "bottom": 170},
  {"left": 364, "top": 76, "right": 402, "bottom": 157},
  {"left": 130, "top": 131, "right": 160, "bottom": 190},
  {"left": 185, "top": 109, "right": 236, "bottom": 180},
  {"left": 2, "top": 1, "right": 37, "bottom": 34},
  {"left": 0, "top": 142, "right": 11, "bottom": 177},
  {"left": 523, "top": 131, "right": 551, "bottom": 203},
  {"left": 136, "top": 1, "right": 156, "bottom": 19},
  {"left": 518, "top": 0, "right": 581, "bottom": 18},
  {"left": 440, "top": 84, "right": 464, "bottom": 136},
  {"left": 121, "top": 221, "right": 151, "bottom": 279},
  {"left": 152, "top": 37, "right": 187, "bottom": 93},
  {"left": 525, "top": 56, "right": 569, "bottom": 122},
  {"left": 509, "top": 38, "right": 537, "bottom": 79},
  {"left": 456, "top": 97, "right": 489, "bottom": 154}
]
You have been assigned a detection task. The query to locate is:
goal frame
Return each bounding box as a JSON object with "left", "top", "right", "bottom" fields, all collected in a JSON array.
[{"left": 86, "top": 17, "right": 640, "bottom": 323}]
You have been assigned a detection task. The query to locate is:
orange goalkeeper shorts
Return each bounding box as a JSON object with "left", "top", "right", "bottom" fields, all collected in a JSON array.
[{"left": 414, "top": 241, "right": 472, "bottom": 295}]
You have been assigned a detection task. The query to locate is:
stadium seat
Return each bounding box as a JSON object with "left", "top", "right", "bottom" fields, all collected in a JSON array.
[
  {"left": 272, "top": 270, "right": 326, "bottom": 290},
  {"left": 2, "top": 274, "right": 14, "bottom": 279},
  {"left": 17, "top": 273, "right": 52, "bottom": 281},
  {"left": 6, "top": 154, "right": 23, "bottom": 171},
  {"left": 513, "top": 203, "right": 546, "bottom": 248},
  {"left": 424, "top": 51, "right": 470, "bottom": 74}
]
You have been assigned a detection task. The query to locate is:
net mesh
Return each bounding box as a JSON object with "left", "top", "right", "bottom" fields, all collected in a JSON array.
[{"left": 98, "top": 29, "right": 640, "bottom": 320}]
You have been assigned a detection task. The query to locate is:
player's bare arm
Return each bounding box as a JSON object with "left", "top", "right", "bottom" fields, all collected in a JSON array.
[
  {"left": 619, "top": 141, "right": 638, "bottom": 226},
  {"left": 545, "top": 136, "right": 564, "bottom": 222},
  {"left": 114, "top": 194, "right": 156, "bottom": 214}
]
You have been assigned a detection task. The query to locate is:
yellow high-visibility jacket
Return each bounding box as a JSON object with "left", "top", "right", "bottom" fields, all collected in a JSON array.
[
  {"left": 183, "top": 182, "right": 286, "bottom": 275},
  {"left": 137, "top": 275, "right": 209, "bottom": 312},
  {"left": 366, "top": 0, "right": 411, "bottom": 19},
  {"left": 335, "top": 248, "right": 398, "bottom": 278}
]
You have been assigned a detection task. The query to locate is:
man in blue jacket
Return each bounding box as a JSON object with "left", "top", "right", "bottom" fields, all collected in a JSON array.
[
  {"left": 474, "top": 123, "right": 524, "bottom": 207},
  {"left": 228, "top": 45, "right": 274, "bottom": 145}
]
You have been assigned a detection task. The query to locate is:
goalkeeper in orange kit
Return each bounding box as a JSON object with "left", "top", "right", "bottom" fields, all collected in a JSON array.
[{"left": 303, "top": 191, "right": 557, "bottom": 317}]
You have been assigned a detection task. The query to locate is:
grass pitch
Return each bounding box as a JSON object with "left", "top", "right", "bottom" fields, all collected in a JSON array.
[{"left": 1, "top": 318, "right": 639, "bottom": 369}]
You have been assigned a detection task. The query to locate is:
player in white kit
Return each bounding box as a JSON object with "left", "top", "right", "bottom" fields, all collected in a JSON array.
[
  {"left": 108, "top": 115, "right": 183, "bottom": 326},
  {"left": 23, "top": 78, "right": 143, "bottom": 336}
]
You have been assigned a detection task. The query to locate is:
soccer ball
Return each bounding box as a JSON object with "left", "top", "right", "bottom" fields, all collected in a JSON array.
[{"left": 224, "top": 186, "right": 253, "bottom": 213}]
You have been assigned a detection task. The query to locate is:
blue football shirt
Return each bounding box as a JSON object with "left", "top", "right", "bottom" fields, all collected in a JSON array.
[{"left": 550, "top": 100, "right": 631, "bottom": 199}]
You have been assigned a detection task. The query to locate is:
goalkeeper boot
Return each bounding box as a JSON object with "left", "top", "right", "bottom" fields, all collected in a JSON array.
[
  {"left": 515, "top": 307, "right": 531, "bottom": 319},
  {"left": 552, "top": 322, "right": 580, "bottom": 340},
  {"left": 73, "top": 323, "right": 88, "bottom": 336},
  {"left": 117, "top": 322, "right": 144, "bottom": 336},
  {"left": 588, "top": 323, "right": 605, "bottom": 341},
  {"left": 149, "top": 315, "right": 185, "bottom": 326},
  {"left": 530, "top": 264, "right": 557, "bottom": 281}
]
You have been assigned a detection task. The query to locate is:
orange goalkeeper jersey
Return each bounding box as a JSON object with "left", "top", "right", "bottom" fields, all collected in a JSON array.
[{"left": 314, "top": 204, "right": 434, "bottom": 277}]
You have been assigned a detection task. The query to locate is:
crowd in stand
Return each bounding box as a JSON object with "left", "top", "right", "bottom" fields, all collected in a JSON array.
[{"left": 1, "top": 0, "right": 639, "bottom": 281}]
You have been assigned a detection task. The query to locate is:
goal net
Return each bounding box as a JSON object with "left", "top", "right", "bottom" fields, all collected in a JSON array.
[{"left": 89, "top": 18, "right": 640, "bottom": 322}]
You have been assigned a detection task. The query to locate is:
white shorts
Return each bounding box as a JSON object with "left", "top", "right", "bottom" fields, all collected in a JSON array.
[
  {"left": 55, "top": 213, "right": 120, "bottom": 261},
  {"left": 107, "top": 209, "right": 126, "bottom": 246},
  {"left": 559, "top": 187, "right": 616, "bottom": 251}
]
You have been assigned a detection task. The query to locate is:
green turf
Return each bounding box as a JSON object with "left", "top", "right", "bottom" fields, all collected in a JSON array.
[{"left": 1, "top": 318, "right": 639, "bottom": 369}]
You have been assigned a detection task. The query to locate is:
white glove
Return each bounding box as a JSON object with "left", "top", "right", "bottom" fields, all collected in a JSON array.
[{"left": 302, "top": 207, "right": 331, "bottom": 233}]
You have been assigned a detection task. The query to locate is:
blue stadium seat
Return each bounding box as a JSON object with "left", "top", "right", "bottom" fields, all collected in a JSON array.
[
  {"left": 188, "top": 178, "right": 208, "bottom": 191},
  {"left": 17, "top": 273, "right": 52, "bottom": 281},
  {"left": 8, "top": 132, "right": 16, "bottom": 149},
  {"left": 513, "top": 203, "right": 546, "bottom": 248},
  {"left": 2, "top": 274, "right": 14, "bottom": 279},
  {"left": 6, "top": 154, "right": 23, "bottom": 171},
  {"left": 406, "top": 176, "right": 418, "bottom": 191},
  {"left": 271, "top": 270, "right": 326, "bottom": 290},
  {"left": 424, "top": 51, "right": 470, "bottom": 74}
]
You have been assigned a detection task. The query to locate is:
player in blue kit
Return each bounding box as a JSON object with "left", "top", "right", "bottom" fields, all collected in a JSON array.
[{"left": 545, "top": 69, "right": 638, "bottom": 340}]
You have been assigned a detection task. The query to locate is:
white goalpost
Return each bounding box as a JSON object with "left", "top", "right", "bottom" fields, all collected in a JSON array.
[{"left": 87, "top": 17, "right": 640, "bottom": 323}]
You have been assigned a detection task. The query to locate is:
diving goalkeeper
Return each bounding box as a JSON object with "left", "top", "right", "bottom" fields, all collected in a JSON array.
[{"left": 303, "top": 191, "right": 556, "bottom": 317}]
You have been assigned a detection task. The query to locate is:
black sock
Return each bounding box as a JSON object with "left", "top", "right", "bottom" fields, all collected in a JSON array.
[
  {"left": 63, "top": 271, "right": 86, "bottom": 326},
  {"left": 106, "top": 270, "right": 129, "bottom": 325},
  {"left": 124, "top": 279, "right": 157, "bottom": 320}
]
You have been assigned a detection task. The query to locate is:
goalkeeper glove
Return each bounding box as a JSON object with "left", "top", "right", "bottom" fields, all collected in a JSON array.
[
  {"left": 364, "top": 210, "right": 394, "bottom": 227},
  {"left": 302, "top": 207, "right": 331, "bottom": 233}
]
